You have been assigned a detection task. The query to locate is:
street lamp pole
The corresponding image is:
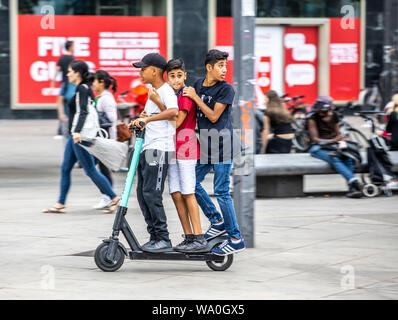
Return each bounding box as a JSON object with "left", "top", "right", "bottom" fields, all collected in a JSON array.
[{"left": 232, "top": 0, "right": 256, "bottom": 248}]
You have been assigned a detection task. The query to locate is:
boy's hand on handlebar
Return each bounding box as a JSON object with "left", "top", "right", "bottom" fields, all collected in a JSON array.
[{"left": 130, "top": 118, "right": 148, "bottom": 130}]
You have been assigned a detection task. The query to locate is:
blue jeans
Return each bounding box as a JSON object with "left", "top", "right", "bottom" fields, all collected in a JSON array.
[
  {"left": 195, "top": 160, "right": 242, "bottom": 239},
  {"left": 309, "top": 145, "right": 355, "bottom": 182},
  {"left": 58, "top": 136, "right": 117, "bottom": 204}
]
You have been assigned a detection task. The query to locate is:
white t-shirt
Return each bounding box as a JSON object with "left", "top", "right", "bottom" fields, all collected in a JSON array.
[
  {"left": 143, "top": 82, "right": 178, "bottom": 152},
  {"left": 96, "top": 90, "right": 118, "bottom": 140}
]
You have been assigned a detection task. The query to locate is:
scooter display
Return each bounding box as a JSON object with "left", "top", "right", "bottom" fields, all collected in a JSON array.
[{"left": 94, "top": 123, "right": 233, "bottom": 272}]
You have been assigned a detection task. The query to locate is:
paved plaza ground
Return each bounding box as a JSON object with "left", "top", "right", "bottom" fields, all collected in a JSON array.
[{"left": 0, "top": 120, "right": 397, "bottom": 300}]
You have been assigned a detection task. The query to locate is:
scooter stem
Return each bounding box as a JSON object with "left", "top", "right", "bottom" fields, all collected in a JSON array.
[{"left": 120, "top": 137, "right": 144, "bottom": 207}]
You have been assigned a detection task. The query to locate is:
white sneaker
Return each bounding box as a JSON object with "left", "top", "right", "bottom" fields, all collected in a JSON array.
[
  {"left": 93, "top": 195, "right": 111, "bottom": 210},
  {"left": 386, "top": 181, "right": 398, "bottom": 190}
]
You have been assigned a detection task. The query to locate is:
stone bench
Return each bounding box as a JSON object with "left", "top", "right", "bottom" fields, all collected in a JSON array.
[{"left": 254, "top": 151, "right": 398, "bottom": 197}]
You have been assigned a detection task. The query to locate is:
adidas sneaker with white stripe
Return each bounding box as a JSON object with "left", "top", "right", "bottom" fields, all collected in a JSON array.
[
  {"left": 212, "top": 238, "right": 246, "bottom": 256},
  {"left": 204, "top": 222, "right": 227, "bottom": 240}
]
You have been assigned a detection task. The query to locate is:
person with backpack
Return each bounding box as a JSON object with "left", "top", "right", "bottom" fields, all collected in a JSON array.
[
  {"left": 42, "top": 61, "right": 120, "bottom": 214},
  {"left": 91, "top": 70, "right": 119, "bottom": 210},
  {"left": 308, "top": 96, "right": 363, "bottom": 198}
]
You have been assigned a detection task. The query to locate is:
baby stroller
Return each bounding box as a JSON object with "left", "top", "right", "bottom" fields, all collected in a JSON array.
[{"left": 357, "top": 112, "right": 397, "bottom": 197}]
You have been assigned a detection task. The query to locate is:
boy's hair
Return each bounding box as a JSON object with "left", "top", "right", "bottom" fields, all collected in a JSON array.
[
  {"left": 65, "top": 40, "right": 74, "bottom": 51},
  {"left": 205, "top": 49, "right": 229, "bottom": 67},
  {"left": 166, "top": 58, "right": 185, "bottom": 73}
]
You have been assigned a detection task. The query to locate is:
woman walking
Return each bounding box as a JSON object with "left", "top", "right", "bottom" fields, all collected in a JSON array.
[
  {"left": 260, "top": 90, "right": 294, "bottom": 154},
  {"left": 43, "top": 61, "right": 119, "bottom": 214},
  {"left": 91, "top": 70, "right": 118, "bottom": 209}
]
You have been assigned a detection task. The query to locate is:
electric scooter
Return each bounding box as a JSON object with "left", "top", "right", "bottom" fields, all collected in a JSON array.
[{"left": 94, "top": 123, "right": 233, "bottom": 272}]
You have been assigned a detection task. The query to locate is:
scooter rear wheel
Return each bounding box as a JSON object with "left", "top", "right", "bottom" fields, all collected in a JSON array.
[{"left": 94, "top": 242, "right": 125, "bottom": 272}]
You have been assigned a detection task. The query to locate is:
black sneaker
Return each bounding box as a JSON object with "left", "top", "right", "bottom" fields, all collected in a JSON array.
[
  {"left": 142, "top": 240, "right": 173, "bottom": 253},
  {"left": 346, "top": 179, "right": 363, "bottom": 198},
  {"left": 174, "top": 234, "right": 194, "bottom": 251},
  {"left": 175, "top": 234, "right": 209, "bottom": 253},
  {"left": 141, "top": 240, "right": 156, "bottom": 251}
]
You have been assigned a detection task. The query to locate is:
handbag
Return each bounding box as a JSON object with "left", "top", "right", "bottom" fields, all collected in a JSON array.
[
  {"left": 98, "top": 111, "right": 112, "bottom": 129},
  {"left": 116, "top": 110, "right": 132, "bottom": 142},
  {"left": 79, "top": 137, "right": 128, "bottom": 171},
  {"left": 94, "top": 96, "right": 112, "bottom": 130}
]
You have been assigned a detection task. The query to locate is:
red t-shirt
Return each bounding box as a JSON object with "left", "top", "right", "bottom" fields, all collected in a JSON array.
[{"left": 176, "top": 94, "right": 200, "bottom": 160}]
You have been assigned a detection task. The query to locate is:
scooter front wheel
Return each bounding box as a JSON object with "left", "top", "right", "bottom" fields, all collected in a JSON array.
[{"left": 94, "top": 242, "right": 125, "bottom": 272}]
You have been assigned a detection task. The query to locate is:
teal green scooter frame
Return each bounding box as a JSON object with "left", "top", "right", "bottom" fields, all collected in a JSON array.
[{"left": 94, "top": 124, "right": 233, "bottom": 272}]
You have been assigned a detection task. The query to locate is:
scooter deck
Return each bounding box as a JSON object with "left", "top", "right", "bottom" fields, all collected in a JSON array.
[{"left": 129, "top": 250, "right": 225, "bottom": 262}]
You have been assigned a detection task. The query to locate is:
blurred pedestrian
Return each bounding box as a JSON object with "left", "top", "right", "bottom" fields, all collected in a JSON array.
[
  {"left": 260, "top": 90, "right": 294, "bottom": 154},
  {"left": 43, "top": 61, "right": 120, "bottom": 214},
  {"left": 91, "top": 70, "right": 118, "bottom": 209},
  {"left": 308, "top": 95, "right": 362, "bottom": 198},
  {"left": 51, "top": 40, "right": 76, "bottom": 140},
  {"left": 386, "top": 95, "right": 398, "bottom": 151}
]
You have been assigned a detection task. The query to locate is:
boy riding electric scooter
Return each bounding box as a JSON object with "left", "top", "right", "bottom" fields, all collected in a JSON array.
[{"left": 94, "top": 54, "right": 233, "bottom": 271}]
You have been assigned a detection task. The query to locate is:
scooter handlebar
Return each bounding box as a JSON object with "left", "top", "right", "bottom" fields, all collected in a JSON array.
[{"left": 129, "top": 121, "right": 146, "bottom": 138}]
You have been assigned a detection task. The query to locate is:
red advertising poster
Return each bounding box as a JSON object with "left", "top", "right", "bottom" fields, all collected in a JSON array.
[
  {"left": 329, "top": 18, "right": 360, "bottom": 101},
  {"left": 17, "top": 15, "right": 167, "bottom": 105},
  {"left": 284, "top": 27, "right": 318, "bottom": 105},
  {"left": 215, "top": 17, "right": 234, "bottom": 85}
]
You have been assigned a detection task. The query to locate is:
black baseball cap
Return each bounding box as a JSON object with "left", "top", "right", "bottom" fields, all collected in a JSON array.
[{"left": 132, "top": 53, "right": 167, "bottom": 70}]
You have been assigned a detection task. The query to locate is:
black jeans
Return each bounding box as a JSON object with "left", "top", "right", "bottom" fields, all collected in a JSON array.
[
  {"left": 266, "top": 136, "right": 293, "bottom": 154},
  {"left": 137, "top": 149, "right": 171, "bottom": 242}
]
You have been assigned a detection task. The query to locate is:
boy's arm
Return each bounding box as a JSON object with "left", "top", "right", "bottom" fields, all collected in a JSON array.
[
  {"left": 131, "top": 108, "right": 178, "bottom": 129},
  {"left": 176, "top": 110, "right": 188, "bottom": 128},
  {"left": 183, "top": 86, "right": 227, "bottom": 123}
]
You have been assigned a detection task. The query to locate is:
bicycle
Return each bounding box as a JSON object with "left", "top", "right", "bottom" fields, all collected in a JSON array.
[{"left": 335, "top": 107, "right": 369, "bottom": 151}]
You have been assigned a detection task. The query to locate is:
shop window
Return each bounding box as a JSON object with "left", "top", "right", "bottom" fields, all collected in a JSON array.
[
  {"left": 216, "top": 0, "right": 360, "bottom": 18},
  {"left": 18, "top": 0, "right": 166, "bottom": 16}
]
